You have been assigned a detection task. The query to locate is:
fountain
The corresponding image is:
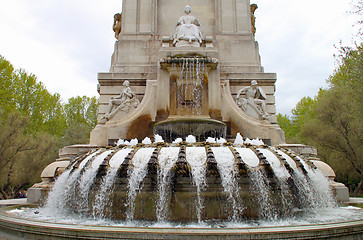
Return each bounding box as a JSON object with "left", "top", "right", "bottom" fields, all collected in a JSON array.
[{"left": 1, "top": 1, "right": 362, "bottom": 239}]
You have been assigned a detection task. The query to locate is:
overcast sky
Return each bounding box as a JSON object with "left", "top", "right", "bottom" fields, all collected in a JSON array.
[{"left": 0, "top": 0, "right": 359, "bottom": 115}]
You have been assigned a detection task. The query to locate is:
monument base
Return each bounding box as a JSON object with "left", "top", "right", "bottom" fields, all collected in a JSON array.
[{"left": 175, "top": 40, "right": 201, "bottom": 47}]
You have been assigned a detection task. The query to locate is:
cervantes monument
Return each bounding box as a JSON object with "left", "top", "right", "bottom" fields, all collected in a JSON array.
[
  {"left": 90, "top": 0, "right": 285, "bottom": 146},
  {"left": 27, "top": 0, "right": 348, "bottom": 203}
]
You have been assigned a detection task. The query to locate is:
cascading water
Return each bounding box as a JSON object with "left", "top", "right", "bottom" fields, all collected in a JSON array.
[
  {"left": 248, "top": 168, "right": 276, "bottom": 220},
  {"left": 293, "top": 153, "right": 337, "bottom": 208},
  {"left": 43, "top": 150, "right": 102, "bottom": 216},
  {"left": 171, "top": 57, "right": 206, "bottom": 116},
  {"left": 33, "top": 135, "right": 360, "bottom": 227},
  {"left": 126, "top": 147, "right": 155, "bottom": 221},
  {"left": 77, "top": 150, "right": 114, "bottom": 215},
  {"left": 92, "top": 148, "right": 132, "bottom": 218},
  {"left": 277, "top": 150, "right": 331, "bottom": 209},
  {"left": 186, "top": 146, "right": 207, "bottom": 223},
  {"left": 259, "top": 148, "right": 291, "bottom": 215},
  {"left": 156, "top": 147, "right": 179, "bottom": 221},
  {"left": 212, "top": 147, "right": 243, "bottom": 222}
]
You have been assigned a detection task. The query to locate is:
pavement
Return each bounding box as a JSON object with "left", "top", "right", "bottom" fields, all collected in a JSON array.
[
  {"left": 0, "top": 198, "right": 27, "bottom": 206},
  {"left": 348, "top": 197, "right": 363, "bottom": 204}
]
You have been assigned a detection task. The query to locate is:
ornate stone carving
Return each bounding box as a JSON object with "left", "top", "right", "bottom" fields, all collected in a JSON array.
[
  {"left": 236, "top": 80, "right": 269, "bottom": 120},
  {"left": 113, "top": 13, "right": 122, "bottom": 40},
  {"left": 250, "top": 4, "right": 258, "bottom": 36},
  {"left": 173, "top": 5, "right": 203, "bottom": 47},
  {"left": 101, "top": 80, "right": 139, "bottom": 121}
]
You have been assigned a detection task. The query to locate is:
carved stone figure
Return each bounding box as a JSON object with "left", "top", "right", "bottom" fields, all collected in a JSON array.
[
  {"left": 250, "top": 4, "right": 258, "bottom": 36},
  {"left": 102, "top": 80, "right": 139, "bottom": 121},
  {"left": 236, "top": 80, "right": 269, "bottom": 120},
  {"left": 113, "top": 13, "right": 122, "bottom": 40},
  {"left": 173, "top": 5, "right": 203, "bottom": 47}
]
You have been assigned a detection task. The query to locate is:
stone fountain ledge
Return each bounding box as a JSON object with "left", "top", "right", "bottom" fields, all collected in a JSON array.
[
  {"left": 0, "top": 207, "right": 362, "bottom": 240},
  {"left": 0, "top": 199, "right": 27, "bottom": 207}
]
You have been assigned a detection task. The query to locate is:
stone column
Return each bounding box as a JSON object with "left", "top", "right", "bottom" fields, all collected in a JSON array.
[
  {"left": 122, "top": 0, "right": 155, "bottom": 34},
  {"left": 217, "top": 0, "right": 250, "bottom": 34}
]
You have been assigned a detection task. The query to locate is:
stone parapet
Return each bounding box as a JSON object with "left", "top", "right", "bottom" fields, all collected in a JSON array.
[{"left": 278, "top": 144, "right": 317, "bottom": 157}]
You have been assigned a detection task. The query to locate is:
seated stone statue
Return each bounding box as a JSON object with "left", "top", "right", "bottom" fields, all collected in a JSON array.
[
  {"left": 102, "top": 80, "right": 139, "bottom": 121},
  {"left": 236, "top": 80, "right": 269, "bottom": 120},
  {"left": 173, "top": 5, "right": 203, "bottom": 47}
]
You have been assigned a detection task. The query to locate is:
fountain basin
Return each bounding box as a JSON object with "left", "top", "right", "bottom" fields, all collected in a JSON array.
[
  {"left": 153, "top": 118, "right": 227, "bottom": 142},
  {"left": 0, "top": 207, "right": 362, "bottom": 240},
  {"left": 24, "top": 143, "right": 349, "bottom": 222}
]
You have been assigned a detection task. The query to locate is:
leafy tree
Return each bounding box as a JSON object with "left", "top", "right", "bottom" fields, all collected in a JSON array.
[
  {"left": 0, "top": 55, "right": 99, "bottom": 199},
  {"left": 277, "top": 93, "right": 322, "bottom": 143},
  {"left": 302, "top": 43, "right": 363, "bottom": 196},
  {"left": 277, "top": 114, "right": 298, "bottom": 143},
  {"left": 0, "top": 56, "right": 16, "bottom": 112},
  {"left": 12, "top": 70, "right": 67, "bottom": 135},
  {"left": 61, "top": 96, "right": 98, "bottom": 146},
  {"left": 0, "top": 55, "right": 67, "bottom": 136},
  {"left": 0, "top": 111, "right": 57, "bottom": 199},
  {"left": 277, "top": 43, "right": 362, "bottom": 195},
  {"left": 64, "top": 96, "right": 98, "bottom": 128}
]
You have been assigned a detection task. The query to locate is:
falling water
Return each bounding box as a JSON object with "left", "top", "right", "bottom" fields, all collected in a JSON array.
[
  {"left": 248, "top": 168, "right": 275, "bottom": 220},
  {"left": 292, "top": 154, "right": 336, "bottom": 208},
  {"left": 234, "top": 148, "right": 260, "bottom": 168},
  {"left": 186, "top": 147, "right": 207, "bottom": 223},
  {"left": 126, "top": 148, "right": 155, "bottom": 221},
  {"left": 36, "top": 140, "right": 352, "bottom": 225},
  {"left": 172, "top": 57, "right": 206, "bottom": 116},
  {"left": 156, "top": 147, "right": 180, "bottom": 221},
  {"left": 92, "top": 148, "right": 132, "bottom": 218},
  {"left": 77, "top": 150, "right": 114, "bottom": 214},
  {"left": 277, "top": 150, "right": 317, "bottom": 209},
  {"left": 43, "top": 150, "right": 101, "bottom": 216},
  {"left": 212, "top": 147, "right": 243, "bottom": 221},
  {"left": 42, "top": 169, "right": 71, "bottom": 216},
  {"left": 258, "top": 148, "right": 291, "bottom": 214}
]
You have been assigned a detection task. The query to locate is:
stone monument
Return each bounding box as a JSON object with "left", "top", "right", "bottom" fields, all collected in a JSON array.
[
  {"left": 90, "top": 0, "right": 285, "bottom": 147},
  {"left": 26, "top": 0, "right": 349, "bottom": 204}
]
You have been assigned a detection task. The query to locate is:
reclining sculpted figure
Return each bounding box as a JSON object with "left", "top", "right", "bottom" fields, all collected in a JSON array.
[
  {"left": 236, "top": 80, "right": 269, "bottom": 120},
  {"left": 102, "top": 80, "right": 139, "bottom": 121}
]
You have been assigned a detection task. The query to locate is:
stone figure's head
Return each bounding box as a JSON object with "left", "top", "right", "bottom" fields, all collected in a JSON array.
[
  {"left": 123, "top": 80, "right": 130, "bottom": 87},
  {"left": 251, "top": 80, "right": 258, "bottom": 88},
  {"left": 184, "top": 5, "right": 192, "bottom": 14},
  {"left": 250, "top": 4, "right": 258, "bottom": 13},
  {"left": 114, "top": 13, "right": 121, "bottom": 21}
]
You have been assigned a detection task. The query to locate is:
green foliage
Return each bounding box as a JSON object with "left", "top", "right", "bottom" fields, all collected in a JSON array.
[
  {"left": 277, "top": 114, "right": 298, "bottom": 143},
  {"left": 61, "top": 96, "right": 98, "bottom": 146},
  {"left": 0, "top": 111, "right": 58, "bottom": 199},
  {"left": 277, "top": 93, "right": 321, "bottom": 143},
  {"left": 64, "top": 96, "right": 98, "bottom": 128},
  {"left": 0, "top": 55, "right": 99, "bottom": 199},
  {"left": 277, "top": 43, "right": 362, "bottom": 195},
  {"left": 305, "top": 43, "right": 363, "bottom": 195},
  {"left": 0, "top": 56, "right": 67, "bottom": 136},
  {"left": 0, "top": 56, "right": 16, "bottom": 112}
]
